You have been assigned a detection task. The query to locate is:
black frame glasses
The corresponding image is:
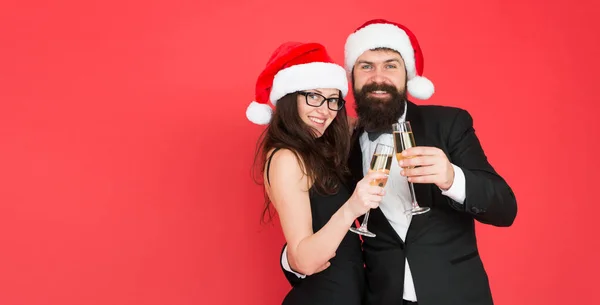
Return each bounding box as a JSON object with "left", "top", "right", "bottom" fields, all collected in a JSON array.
[{"left": 297, "top": 91, "right": 345, "bottom": 111}]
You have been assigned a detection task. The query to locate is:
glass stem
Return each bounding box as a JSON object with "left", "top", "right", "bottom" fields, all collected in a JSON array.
[
  {"left": 361, "top": 210, "right": 371, "bottom": 228},
  {"left": 408, "top": 181, "right": 419, "bottom": 208}
]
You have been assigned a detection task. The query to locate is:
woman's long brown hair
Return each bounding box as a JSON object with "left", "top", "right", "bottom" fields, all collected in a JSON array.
[{"left": 252, "top": 92, "right": 351, "bottom": 223}]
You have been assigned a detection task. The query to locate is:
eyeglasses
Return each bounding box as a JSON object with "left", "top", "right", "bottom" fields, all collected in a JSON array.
[{"left": 297, "top": 91, "right": 345, "bottom": 111}]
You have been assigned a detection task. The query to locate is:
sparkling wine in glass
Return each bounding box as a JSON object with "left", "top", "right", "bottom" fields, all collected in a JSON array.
[
  {"left": 392, "top": 122, "right": 430, "bottom": 216},
  {"left": 349, "top": 143, "right": 393, "bottom": 237}
]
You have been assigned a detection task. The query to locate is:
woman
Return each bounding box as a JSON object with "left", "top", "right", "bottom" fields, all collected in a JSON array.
[{"left": 246, "top": 42, "right": 386, "bottom": 304}]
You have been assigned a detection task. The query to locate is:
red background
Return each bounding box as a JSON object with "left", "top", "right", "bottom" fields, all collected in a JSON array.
[{"left": 1, "top": 0, "right": 599, "bottom": 304}]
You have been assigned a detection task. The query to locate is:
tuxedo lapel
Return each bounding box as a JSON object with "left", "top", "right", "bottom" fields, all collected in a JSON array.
[
  {"left": 405, "top": 101, "right": 434, "bottom": 209},
  {"left": 405, "top": 101, "right": 435, "bottom": 242}
]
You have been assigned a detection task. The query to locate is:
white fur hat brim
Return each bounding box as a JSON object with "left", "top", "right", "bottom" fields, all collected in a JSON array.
[
  {"left": 246, "top": 101, "right": 272, "bottom": 125},
  {"left": 269, "top": 62, "right": 348, "bottom": 104}
]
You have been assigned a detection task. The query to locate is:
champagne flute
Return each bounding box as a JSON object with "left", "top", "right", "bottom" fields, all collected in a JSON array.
[
  {"left": 349, "top": 143, "right": 393, "bottom": 238},
  {"left": 392, "top": 122, "right": 431, "bottom": 216}
]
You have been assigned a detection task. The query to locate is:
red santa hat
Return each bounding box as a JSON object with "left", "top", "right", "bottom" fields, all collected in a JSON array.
[
  {"left": 344, "top": 19, "right": 434, "bottom": 100},
  {"left": 246, "top": 42, "right": 349, "bottom": 125}
]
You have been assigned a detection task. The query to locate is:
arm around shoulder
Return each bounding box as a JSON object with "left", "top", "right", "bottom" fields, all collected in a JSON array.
[{"left": 446, "top": 109, "right": 517, "bottom": 227}]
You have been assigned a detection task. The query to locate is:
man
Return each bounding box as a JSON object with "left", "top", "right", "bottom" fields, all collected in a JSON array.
[{"left": 280, "top": 19, "right": 517, "bottom": 305}]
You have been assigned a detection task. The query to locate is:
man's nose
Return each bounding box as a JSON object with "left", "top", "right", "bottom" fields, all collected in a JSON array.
[{"left": 369, "top": 72, "right": 387, "bottom": 84}]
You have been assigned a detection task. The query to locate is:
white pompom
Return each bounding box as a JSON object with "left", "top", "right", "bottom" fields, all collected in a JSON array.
[
  {"left": 407, "top": 76, "right": 435, "bottom": 100},
  {"left": 246, "top": 101, "right": 273, "bottom": 125}
]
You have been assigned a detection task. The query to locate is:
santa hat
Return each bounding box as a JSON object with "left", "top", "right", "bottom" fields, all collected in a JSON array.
[
  {"left": 344, "top": 19, "right": 434, "bottom": 100},
  {"left": 246, "top": 42, "right": 349, "bottom": 125}
]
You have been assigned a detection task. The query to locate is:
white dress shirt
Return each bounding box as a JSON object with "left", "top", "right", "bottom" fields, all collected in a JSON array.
[{"left": 281, "top": 105, "right": 467, "bottom": 302}]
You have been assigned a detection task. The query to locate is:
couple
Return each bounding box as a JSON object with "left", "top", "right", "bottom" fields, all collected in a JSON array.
[{"left": 246, "top": 19, "right": 517, "bottom": 305}]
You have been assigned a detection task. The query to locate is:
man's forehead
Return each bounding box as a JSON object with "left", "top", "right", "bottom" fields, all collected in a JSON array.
[{"left": 357, "top": 49, "right": 404, "bottom": 63}]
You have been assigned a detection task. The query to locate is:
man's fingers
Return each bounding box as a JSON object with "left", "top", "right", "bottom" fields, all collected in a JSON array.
[
  {"left": 400, "top": 156, "right": 437, "bottom": 168},
  {"left": 403, "top": 165, "right": 438, "bottom": 177},
  {"left": 401, "top": 146, "right": 440, "bottom": 157},
  {"left": 407, "top": 174, "right": 437, "bottom": 184}
]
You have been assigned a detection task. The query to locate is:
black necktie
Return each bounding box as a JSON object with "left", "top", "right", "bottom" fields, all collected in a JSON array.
[{"left": 367, "top": 128, "right": 392, "bottom": 142}]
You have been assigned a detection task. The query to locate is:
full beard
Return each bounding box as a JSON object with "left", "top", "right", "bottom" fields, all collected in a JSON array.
[{"left": 354, "top": 82, "right": 407, "bottom": 133}]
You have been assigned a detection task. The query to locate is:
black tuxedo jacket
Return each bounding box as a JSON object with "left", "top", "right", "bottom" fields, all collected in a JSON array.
[{"left": 282, "top": 101, "right": 517, "bottom": 305}]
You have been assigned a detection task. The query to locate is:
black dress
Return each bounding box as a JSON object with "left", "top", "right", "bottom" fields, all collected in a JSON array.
[{"left": 267, "top": 149, "right": 365, "bottom": 305}]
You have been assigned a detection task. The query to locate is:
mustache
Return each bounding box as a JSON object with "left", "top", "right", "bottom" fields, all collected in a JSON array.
[{"left": 360, "top": 83, "right": 398, "bottom": 95}]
